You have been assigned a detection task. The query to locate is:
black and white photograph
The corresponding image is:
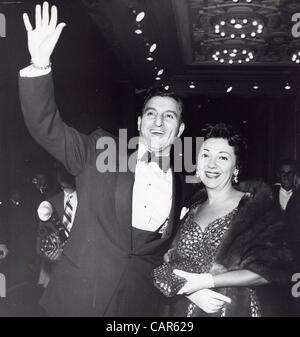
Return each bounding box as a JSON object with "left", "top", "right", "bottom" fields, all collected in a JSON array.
[{"left": 0, "top": 0, "right": 300, "bottom": 321}]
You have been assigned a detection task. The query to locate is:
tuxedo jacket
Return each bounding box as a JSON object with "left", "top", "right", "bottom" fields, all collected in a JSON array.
[
  {"left": 272, "top": 185, "right": 294, "bottom": 213},
  {"left": 19, "top": 73, "right": 189, "bottom": 316}
]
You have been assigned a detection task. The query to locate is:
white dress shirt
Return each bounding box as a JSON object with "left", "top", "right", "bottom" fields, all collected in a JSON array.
[
  {"left": 132, "top": 143, "right": 173, "bottom": 232},
  {"left": 279, "top": 186, "right": 293, "bottom": 211}
]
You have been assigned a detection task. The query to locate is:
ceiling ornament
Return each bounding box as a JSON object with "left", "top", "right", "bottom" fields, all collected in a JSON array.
[
  {"left": 211, "top": 45, "right": 255, "bottom": 64},
  {"left": 189, "top": 0, "right": 300, "bottom": 65}
]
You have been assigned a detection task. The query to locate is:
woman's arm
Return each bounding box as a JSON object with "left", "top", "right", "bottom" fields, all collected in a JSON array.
[
  {"left": 174, "top": 269, "right": 268, "bottom": 295},
  {"left": 213, "top": 269, "right": 268, "bottom": 288}
]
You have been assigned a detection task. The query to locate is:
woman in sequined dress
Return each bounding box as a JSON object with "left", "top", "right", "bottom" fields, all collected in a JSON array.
[{"left": 155, "top": 123, "right": 292, "bottom": 317}]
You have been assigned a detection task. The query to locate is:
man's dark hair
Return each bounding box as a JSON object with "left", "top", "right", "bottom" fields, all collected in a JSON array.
[
  {"left": 57, "top": 168, "right": 76, "bottom": 190},
  {"left": 200, "top": 122, "right": 247, "bottom": 170},
  {"left": 277, "top": 159, "right": 297, "bottom": 171},
  {"left": 141, "top": 87, "right": 184, "bottom": 123}
]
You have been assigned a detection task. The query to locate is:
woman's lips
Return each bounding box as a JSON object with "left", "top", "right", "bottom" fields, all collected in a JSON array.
[{"left": 205, "top": 171, "right": 221, "bottom": 178}]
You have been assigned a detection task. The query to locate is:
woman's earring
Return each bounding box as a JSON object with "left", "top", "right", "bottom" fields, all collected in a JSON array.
[
  {"left": 232, "top": 169, "right": 239, "bottom": 184},
  {"left": 196, "top": 169, "right": 200, "bottom": 178}
]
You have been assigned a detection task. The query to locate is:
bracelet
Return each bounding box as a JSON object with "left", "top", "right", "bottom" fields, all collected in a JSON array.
[{"left": 30, "top": 60, "right": 52, "bottom": 70}]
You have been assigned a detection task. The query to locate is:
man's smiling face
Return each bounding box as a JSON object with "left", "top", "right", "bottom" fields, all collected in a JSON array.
[{"left": 137, "top": 96, "right": 184, "bottom": 155}]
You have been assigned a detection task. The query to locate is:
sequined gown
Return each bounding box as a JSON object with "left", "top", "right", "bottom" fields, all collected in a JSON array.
[{"left": 165, "top": 201, "right": 261, "bottom": 317}]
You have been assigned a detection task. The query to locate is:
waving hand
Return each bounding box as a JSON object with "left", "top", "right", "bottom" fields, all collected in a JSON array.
[{"left": 23, "top": 2, "right": 66, "bottom": 67}]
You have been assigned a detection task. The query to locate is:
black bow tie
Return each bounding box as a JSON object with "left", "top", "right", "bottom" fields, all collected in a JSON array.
[{"left": 139, "top": 151, "right": 170, "bottom": 173}]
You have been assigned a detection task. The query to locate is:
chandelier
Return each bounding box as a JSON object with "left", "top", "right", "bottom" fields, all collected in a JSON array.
[
  {"left": 211, "top": 47, "right": 255, "bottom": 64},
  {"left": 213, "top": 13, "right": 265, "bottom": 40}
]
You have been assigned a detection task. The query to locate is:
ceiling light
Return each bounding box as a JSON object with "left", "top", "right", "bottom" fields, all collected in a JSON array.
[
  {"left": 135, "top": 11, "right": 145, "bottom": 23},
  {"left": 164, "top": 85, "right": 169, "bottom": 90},
  {"left": 226, "top": 86, "right": 233, "bottom": 93},
  {"left": 291, "top": 51, "right": 300, "bottom": 64},
  {"left": 147, "top": 56, "right": 154, "bottom": 61},
  {"left": 212, "top": 47, "right": 255, "bottom": 64},
  {"left": 157, "top": 69, "right": 164, "bottom": 76},
  {"left": 214, "top": 16, "right": 265, "bottom": 39},
  {"left": 189, "top": 82, "right": 195, "bottom": 89},
  {"left": 155, "top": 77, "right": 161, "bottom": 81},
  {"left": 253, "top": 83, "right": 259, "bottom": 90},
  {"left": 285, "top": 83, "right": 291, "bottom": 90},
  {"left": 134, "top": 29, "right": 143, "bottom": 35},
  {"left": 234, "top": 24, "right": 243, "bottom": 29},
  {"left": 149, "top": 43, "right": 157, "bottom": 53}
]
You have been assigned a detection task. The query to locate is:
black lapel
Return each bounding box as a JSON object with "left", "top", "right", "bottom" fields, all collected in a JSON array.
[
  {"left": 56, "top": 193, "right": 65, "bottom": 219},
  {"left": 163, "top": 171, "right": 183, "bottom": 240},
  {"left": 115, "top": 150, "right": 137, "bottom": 251}
]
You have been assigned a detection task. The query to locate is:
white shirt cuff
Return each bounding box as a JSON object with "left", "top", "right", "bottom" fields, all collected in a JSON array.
[{"left": 19, "top": 65, "right": 51, "bottom": 78}]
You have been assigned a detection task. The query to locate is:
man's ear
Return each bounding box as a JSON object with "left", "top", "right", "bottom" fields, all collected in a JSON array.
[
  {"left": 137, "top": 116, "right": 141, "bottom": 131},
  {"left": 177, "top": 123, "right": 185, "bottom": 137}
]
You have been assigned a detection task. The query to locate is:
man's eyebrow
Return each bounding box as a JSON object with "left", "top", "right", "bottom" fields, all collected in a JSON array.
[
  {"left": 144, "top": 107, "right": 178, "bottom": 117},
  {"left": 165, "top": 110, "right": 178, "bottom": 117}
]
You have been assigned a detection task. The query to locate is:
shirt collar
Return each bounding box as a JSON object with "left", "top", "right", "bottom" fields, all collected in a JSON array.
[
  {"left": 64, "top": 190, "right": 76, "bottom": 199},
  {"left": 279, "top": 186, "right": 293, "bottom": 195}
]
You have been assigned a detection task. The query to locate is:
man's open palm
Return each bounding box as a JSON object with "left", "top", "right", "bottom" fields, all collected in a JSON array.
[{"left": 23, "top": 1, "right": 66, "bottom": 67}]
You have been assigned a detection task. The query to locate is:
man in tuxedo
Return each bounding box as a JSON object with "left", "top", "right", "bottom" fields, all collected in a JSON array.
[
  {"left": 273, "top": 159, "right": 297, "bottom": 213},
  {"left": 18, "top": 2, "right": 193, "bottom": 316},
  {"left": 37, "top": 169, "right": 77, "bottom": 288}
]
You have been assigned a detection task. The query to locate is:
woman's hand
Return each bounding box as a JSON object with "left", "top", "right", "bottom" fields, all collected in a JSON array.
[
  {"left": 23, "top": 2, "right": 66, "bottom": 67},
  {"left": 187, "top": 289, "right": 231, "bottom": 314},
  {"left": 173, "top": 269, "right": 215, "bottom": 295}
]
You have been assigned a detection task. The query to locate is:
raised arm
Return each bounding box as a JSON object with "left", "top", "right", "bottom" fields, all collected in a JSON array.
[{"left": 19, "top": 2, "right": 99, "bottom": 175}]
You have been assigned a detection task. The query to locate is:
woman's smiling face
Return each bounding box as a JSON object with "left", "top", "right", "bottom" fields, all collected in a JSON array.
[{"left": 197, "top": 137, "right": 237, "bottom": 190}]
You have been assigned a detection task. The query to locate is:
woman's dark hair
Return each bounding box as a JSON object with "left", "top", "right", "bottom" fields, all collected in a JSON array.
[
  {"left": 200, "top": 122, "right": 247, "bottom": 170},
  {"left": 141, "top": 87, "right": 184, "bottom": 123}
]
